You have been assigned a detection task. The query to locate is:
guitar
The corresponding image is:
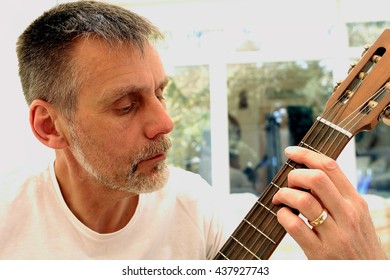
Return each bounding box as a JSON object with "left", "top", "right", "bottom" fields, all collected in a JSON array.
[{"left": 214, "top": 29, "right": 390, "bottom": 260}]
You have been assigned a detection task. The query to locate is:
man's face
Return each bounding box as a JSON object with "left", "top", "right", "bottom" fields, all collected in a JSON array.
[{"left": 66, "top": 38, "right": 174, "bottom": 194}]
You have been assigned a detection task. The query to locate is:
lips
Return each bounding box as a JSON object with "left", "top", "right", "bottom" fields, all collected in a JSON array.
[
  {"left": 137, "top": 152, "right": 167, "bottom": 168},
  {"left": 148, "top": 151, "right": 166, "bottom": 159}
]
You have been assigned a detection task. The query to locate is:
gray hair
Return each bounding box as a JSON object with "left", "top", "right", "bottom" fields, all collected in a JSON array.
[{"left": 16, "top": 0, "right": 163, "bottom": 119}]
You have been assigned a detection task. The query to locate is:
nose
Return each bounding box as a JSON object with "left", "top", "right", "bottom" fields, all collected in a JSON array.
[{"left": 143, "top": 98, "right": 174, "bottom": 140}]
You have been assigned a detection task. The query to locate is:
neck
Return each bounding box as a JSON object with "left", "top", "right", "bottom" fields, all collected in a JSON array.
[{"left": 54, "top": 150, "right": 139, "bottom": 234}]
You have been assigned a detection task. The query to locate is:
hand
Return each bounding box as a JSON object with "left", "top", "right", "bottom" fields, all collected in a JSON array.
[{"left": 272, "top": 146, "right": 387, "bottom": 259}]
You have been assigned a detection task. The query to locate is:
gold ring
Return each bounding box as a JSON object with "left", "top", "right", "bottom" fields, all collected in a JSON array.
[{"left": 309, "top": 209, "right": 328, "bottom": 227}]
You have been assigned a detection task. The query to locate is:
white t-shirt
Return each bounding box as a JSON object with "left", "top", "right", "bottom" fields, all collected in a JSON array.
[{"left": 0, "top": 163, "right": 227, "bottom": 259}]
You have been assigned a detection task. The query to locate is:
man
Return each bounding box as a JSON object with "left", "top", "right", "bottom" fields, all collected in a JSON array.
[{"left": 0, "top": 1, "right": 386, "bottom": 259}]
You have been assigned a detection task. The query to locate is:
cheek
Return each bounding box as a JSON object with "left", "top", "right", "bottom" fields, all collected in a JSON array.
[
  {"left": 75, "top": 116, "right": 142, "bottom": 156},
  {"left": 99, "top": 129, "right": 140, "bottom": 158}
]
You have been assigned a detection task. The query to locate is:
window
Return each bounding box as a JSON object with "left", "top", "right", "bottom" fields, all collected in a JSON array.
[{"left": 227, "top": 61, "right": 333, "bottom": 194}]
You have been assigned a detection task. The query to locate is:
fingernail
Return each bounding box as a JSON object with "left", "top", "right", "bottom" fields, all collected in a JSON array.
[{"left": 285, "top": 146, "right": 299, "bottom": 155}]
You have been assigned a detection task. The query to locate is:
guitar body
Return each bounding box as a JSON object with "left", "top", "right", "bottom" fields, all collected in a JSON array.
[{"left": 214, "top": 29, "right": 390, "bottom": 260}]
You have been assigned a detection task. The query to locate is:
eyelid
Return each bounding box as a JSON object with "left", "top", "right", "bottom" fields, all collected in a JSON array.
[
  {"left": 116, "top": 104, "right": 135, "bottom": 115},
  {"left": 113, "top": 94, "right": 138, "bottom": 115},
  {"left": 155, "top": 87, "right": 167, "bottom": 103}
]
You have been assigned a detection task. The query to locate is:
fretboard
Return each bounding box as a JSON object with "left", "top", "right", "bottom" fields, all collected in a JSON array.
[{"left": 214, "top": 117, "right": 352, "bottom": 260}]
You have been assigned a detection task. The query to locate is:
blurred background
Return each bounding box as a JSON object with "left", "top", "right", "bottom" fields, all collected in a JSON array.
[{"left": 1, "top": 0, "right": 390, "bottom": 198}]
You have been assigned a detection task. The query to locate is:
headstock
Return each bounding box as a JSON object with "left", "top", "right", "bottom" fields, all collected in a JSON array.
[{"left": 323, "top": 29, "right": 390, "bottom": 137}]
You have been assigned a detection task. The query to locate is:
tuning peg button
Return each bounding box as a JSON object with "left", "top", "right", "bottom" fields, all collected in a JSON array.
[
  {"left": 348, "top": 63, "right": 356, "bottom": 74},
  {"left": 333, "top": 81, "right": 342, "bottom": 92},
  {"left": 361, "top": 45, "right": 370, "bottom": 57},
  {"left": 371, "top": 55, "right": 381, "bottom": 63},
  {"left": 358, "top": 72, "right": 367, "bottom": 80}
]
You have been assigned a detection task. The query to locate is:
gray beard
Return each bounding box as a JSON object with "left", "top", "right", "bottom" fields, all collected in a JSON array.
[{"left": 68, "top": 123, "right": 172, "bottom": 194}]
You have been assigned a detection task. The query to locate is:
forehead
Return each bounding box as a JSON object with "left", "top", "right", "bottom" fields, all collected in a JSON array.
[
  {"left": 72, "top": 37, "right": 162, "bottom": 77},
  {"left": 71, "top": 37, "right": 166, "bottom": 103}
]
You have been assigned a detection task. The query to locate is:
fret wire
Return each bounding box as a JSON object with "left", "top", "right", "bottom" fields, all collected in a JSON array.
[
  {"left": 215, "top": 251, "right": 229, "bottom": 260},
  {"left": 243, "top": 218, "right": 276, "bottom": 244},
  {"left": 300, "top": 142, "right": 323, "bottom": 155},
  {"left": 248, "top": 212, "right": 283, "bottom": 256},
  {"left": 244, "top": 204, "right": 278, "bottom": 239},
  {"left": 260, "top": 221, "right": 289, "bottom": 259},
  {"left": 232, "top": 222, "right": 275, "bottom": 259},
  {"left": 256, "top": 201, "right": 277, "bottom": 216},
  {"left": 285, "top": 161, "right": 297, "bottom": 170},
  {"left": 231, "top": 236, "right": 261, "bottom": 260},
  {"left": 243, "top": 215, "right": 286, "bottom": 259},
  {"left": 232, "top": 204, "right": 277, "bottom": 259},
  {"left": 224, "top": 191, "right": 283, "bottom": 259},
  {"left": 236, "top": 189, "right": 286, "bottom": 259}
]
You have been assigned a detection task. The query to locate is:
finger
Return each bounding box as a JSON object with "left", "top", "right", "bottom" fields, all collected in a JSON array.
[
  {"left": 287, "top": 168, "right": 346, "bottom": 219},
  {"left": 285, "top": 146, "right": 359, "bottom": 199},
  {"left": 273, "top": 187, "right": 325, "bottom": 223},
  {"left": 276, "top": 207, "right": 324, "bottom": 255}
]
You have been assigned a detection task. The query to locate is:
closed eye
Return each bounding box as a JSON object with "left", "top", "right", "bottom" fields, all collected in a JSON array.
[{"left": 116, "top": 104, "right": 135, "bottom": 115}]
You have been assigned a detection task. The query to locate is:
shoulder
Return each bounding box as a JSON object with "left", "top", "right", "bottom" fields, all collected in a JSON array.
[
  {"left": 167, "top": 166, "right": 210, "bottom": 187},
  {"left": 165, "top": 166, "right": 216, "bottom": 202},
  {"left": 0, "top": 162, "right": 52, "bottom": 209}
]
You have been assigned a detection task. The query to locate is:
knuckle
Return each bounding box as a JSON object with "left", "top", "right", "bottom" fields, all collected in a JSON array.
[
  {"left": 298, "top": 193, "right": 316, "bottom": 212},
  {"left": 356, "top": 196, "right": 369, "bottom": 211},
  {"left": 286, "top": 218, "right": 307, "bottom": 236},
  {"left": 321, "top": 156, "right": 339, "bottom": 172},
  {"left": 310, "top": 169, "right": 328, "bottom": 186},
  {"left": 343, "top": 207, "right": 361, "bottom": 230}
]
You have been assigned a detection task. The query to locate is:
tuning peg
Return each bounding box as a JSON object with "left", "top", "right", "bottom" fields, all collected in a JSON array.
[
  {"left": 348, "top": 63, "right": 356, "bottom": 74},
  {"left": 371, "top": 55, "right": 381, "bottom": 63},
  {"left": 333, "top": 80, "right": 342, "bottom": 92},
  {"left": 358, "top": 71, "right": 368, "bottom": 80},
  {"left": 381, "top": 105, "right": 390, "bottom": 126},
  {"left": 361, "top": 44, "right": 370, "bottom": 57}
]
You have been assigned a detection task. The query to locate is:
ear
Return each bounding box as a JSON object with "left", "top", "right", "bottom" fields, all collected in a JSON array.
[{"left": 29, "top": 99, "right": 69, "bottom": 149}]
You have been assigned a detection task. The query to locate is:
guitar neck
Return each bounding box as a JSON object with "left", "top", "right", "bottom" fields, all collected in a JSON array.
[{"left": 214, "top": 116, "right": 352, "bottom": 260}]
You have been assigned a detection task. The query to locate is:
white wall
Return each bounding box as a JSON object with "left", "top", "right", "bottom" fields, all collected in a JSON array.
[{"left": 0, "top": 0, "right": 57, "bottom": 172}]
